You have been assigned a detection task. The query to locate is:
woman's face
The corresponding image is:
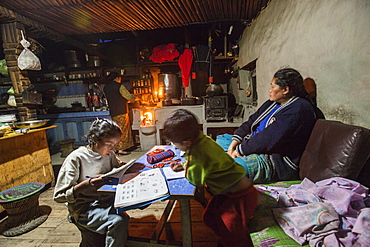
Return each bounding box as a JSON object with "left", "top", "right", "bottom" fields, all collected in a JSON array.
[
  {"left": 269, "top": 78, "right": 289, "bottom": 104},
  {"left": 114, "top": 76, "right": 122, "bottom": 83},
  {"left": 92, "top": 135, "right": 121, "bottom": 157}
]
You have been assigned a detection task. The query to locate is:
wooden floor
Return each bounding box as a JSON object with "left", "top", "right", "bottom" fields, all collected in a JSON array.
[
  {"left": 0, "top": 183, "right": 220, "bottom": 247},
  {"left": 0, "top": 149, "right": 220, "bottom": 246}
]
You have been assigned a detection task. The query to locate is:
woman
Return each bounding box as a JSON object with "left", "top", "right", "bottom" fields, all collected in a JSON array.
[
  {"left": 103, "top": 71, "right": 136, "bottom": 155},
  {"left": 217, "top": 68, "right": 316, "bottom": 183}
]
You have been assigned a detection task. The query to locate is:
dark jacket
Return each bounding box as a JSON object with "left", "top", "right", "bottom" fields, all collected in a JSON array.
[
  {"left": 233, "top": 97, "right": 316, "bottom": 180},
  {"left": 103, "top": 81, "right": 128, "bottom": 117}
]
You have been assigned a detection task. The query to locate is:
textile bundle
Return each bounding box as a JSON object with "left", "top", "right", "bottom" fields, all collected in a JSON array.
[
  {"left": 258, "top": 177, "right": 370, "bottom": 246},
  {"left": 146, "top": 149, "right": 175, "bottom": 164}
]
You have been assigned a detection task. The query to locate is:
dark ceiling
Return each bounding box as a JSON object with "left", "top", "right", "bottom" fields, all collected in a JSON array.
[
  {"left": 0, "top": 0, "right": 270, "bottom": 62},
  {"left": 0, "top": 0, "right": 270, "bottom": 36}
]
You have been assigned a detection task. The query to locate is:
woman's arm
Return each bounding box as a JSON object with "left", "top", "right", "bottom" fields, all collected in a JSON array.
[
  {"left": 237, "top": 99, "right": 315, "bottom": 156},
  {"left": 233, "top": 100, "right": 273, "bottom": 142},
  {"left": 119, "top": 85, "right": 136, "bottom": 102}
]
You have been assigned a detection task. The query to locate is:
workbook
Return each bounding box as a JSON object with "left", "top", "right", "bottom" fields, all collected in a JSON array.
[
  {"left": 101, "top": 159, "right": 136, "bottom": 183},
  {"left": 114, "top": 168, "right": 169, "bottom": 209}
]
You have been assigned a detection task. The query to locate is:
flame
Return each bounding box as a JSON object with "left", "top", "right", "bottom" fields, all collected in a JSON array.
[{"left": 141, "top": 111, "right": 154, "bottom": 126}]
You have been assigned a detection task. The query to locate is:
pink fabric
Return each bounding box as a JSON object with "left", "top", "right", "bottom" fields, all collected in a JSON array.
[
  {"left": 178, "top": 49, "right": 193, "bottom": 87},
  {"left": 260, "top": 177, "right": 370, "bottom": 246},
  {"left": 203, "top": 185, "right": 258, "bottom": 247}
]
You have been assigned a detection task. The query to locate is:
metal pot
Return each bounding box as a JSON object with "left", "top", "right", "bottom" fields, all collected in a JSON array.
[
  {"left": 64, "top": 50, "right": 81, "bottom": 68},
  {"left": 206, "top": 84, "right": 223, "bottom": 97},
  {"left": 162, "top": 99, "right": 173, "bottom": 106},
  {"left": 158, "top": 73, "right": 181, "bottom": 100},
  {"left": 181, "top": 97, "right": 197, "bottom": 105},
  {"left": 87, "top": 55, "right": 101, "bottom": 67}
]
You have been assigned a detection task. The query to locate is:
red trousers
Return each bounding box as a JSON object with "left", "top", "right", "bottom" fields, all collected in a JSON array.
[{"left": 203, "top": 185, "right": 259, "bottom": 247}]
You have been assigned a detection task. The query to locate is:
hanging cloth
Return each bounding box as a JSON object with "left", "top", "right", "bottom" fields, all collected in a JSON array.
[
  {"left": 149, "top": 43, "right": 179, "bottom": 63},
  {"left": 178, "top": 49, "right": 193, "bottom": 87}
]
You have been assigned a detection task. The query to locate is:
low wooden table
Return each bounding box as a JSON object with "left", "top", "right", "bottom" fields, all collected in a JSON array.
[
  {"left": 0, "top": 182, "right": 48, "bottom": 236},
  {"left": 101, "top": 145, "right": 208, "bottom": 247}
]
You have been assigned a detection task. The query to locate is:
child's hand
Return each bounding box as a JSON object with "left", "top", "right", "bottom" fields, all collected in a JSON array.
[
  {"left": 126, "top": 162, "right": 145, "bottom": 173},
  {"left": 170, "top": 162, "right": 184, "bottom": 172},
  {"left": 87, "top": 176, "right": 111, "bottom": 188}
]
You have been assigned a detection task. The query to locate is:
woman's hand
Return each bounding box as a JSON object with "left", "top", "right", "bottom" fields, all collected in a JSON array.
[
  {"left": 170, "top": 162, "right": 185, "bottom": 172},
  {"left": 227, "top": 140, "right": 239, "bottom": 156},
  {"left": 230, "top": 150, "right": 242, "bottom": 159}
]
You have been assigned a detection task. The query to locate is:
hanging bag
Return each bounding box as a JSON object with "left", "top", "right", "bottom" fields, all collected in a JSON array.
[{"left": 17, "top": 30, "right": 41, "bottom": 70}]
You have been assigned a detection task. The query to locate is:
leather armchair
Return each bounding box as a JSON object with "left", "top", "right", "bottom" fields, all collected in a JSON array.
[{"left": 299, "top": 119, "right": 370, "bottom": 187}]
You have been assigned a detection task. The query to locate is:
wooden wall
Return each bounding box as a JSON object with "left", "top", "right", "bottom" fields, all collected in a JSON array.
[{"left": 1, "top": 22, "right": 36, "bottom": 121}]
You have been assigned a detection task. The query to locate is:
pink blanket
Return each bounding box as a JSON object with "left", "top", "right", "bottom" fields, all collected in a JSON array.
[{"left": 257, "top": 178, "right": 370, "bottom": 246}]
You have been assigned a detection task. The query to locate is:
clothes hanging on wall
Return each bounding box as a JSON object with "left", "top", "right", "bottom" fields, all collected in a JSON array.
[
  {"left": 191, "top": 45, "right": 214, "bottom": 97},
  {"left": 149, "top": 43, "right": 179, "bottom": 63},
  {"left": 178, "top": 49, "right": 193, "bottom": 87}
]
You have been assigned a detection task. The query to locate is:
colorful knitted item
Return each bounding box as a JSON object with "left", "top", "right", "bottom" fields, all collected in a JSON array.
[{"left": 146, "top": 149, "right": 175, "bottom": 164}]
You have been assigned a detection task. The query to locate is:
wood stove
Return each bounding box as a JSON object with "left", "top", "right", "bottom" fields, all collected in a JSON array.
[{"left": 205, "top": 96, "right": 228, "bottom": 121}]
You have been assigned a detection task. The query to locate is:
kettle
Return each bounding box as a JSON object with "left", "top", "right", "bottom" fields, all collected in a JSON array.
[{"left": 206, "top": 84, "right": 223, "bottom": 97}]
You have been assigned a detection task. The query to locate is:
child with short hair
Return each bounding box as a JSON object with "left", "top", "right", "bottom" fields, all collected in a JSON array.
[
  {"left": 163, "top": 109, "right": 258, "bottom": 247},
  {"left": 54, "top": 118, "right": 143, "bottom": 247}
]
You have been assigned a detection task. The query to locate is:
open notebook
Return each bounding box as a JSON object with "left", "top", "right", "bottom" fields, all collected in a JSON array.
[{"left": 114, "top": 168, "right": 169, "bottom": 209}]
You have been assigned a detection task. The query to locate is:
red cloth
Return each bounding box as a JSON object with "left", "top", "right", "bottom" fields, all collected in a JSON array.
[
  {"left": 150, "top": 43, "right": 179, "bottom": 63},
  {"left": 202, "top": 185, "right": 259, "bottom": 247},
  {"left": 178, "top": 49, "right": 193, "bottom": 87}
]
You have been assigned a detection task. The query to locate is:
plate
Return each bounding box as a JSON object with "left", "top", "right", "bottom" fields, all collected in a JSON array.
[{"left": 14, "top": 119, "right": 50, "bottom": 129}]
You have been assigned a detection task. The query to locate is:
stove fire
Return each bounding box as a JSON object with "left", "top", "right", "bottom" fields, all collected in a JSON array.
[
  {"left": 141, "top": 109, "right": 154, "bottom": 127},
  {"left": 139, "top": 109, "right": 157, "bottom": 150}
]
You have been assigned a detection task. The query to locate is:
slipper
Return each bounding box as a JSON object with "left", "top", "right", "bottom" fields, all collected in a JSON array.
[{"left": 116, "top": 150, "right": 131, "bottom": 155}]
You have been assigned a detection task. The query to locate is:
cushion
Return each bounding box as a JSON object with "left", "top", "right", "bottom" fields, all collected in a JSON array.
[{"left": 299, "top": 119, "right": 370, "bottom": 182}]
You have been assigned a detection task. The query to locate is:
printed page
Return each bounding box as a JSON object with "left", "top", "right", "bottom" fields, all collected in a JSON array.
[
  {"left": 114, "top": 168, "right": 168, "bottom": 208},
  {"left": 101, "top": 159, "right": 136, "bottom": 179},
  {"left": 162, "top": 166, "right": 185, "bottom": 180}
]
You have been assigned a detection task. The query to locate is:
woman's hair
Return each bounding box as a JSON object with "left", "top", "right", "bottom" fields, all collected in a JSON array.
[
  {"left": 273, "top": 68, "right": 309, "bottom": 100},
  {"left": 83, "top": 118, "right": 122, "bottom": 145},
  {"left": 102, "top": 71, "right": 120, "bottom": 83},
  {"left": 163, "top": 109, "right": 200, "bottom": 143}
]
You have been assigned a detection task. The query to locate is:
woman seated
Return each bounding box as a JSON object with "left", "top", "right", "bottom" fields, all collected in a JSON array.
[{"left": 217, "top": 68, "right": 317, "bottom": 183}]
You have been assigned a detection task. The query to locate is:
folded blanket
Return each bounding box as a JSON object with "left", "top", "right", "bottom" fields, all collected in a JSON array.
[{"left": 146, "top": 149, "right": 175, "bottom": 164}]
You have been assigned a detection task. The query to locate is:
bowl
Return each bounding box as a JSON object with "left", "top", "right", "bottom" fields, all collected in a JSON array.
[{"left": 13, "top": 119, "right": 50, "bottom": 129}]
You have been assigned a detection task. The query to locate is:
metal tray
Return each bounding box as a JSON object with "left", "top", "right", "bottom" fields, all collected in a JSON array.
[{"left": 13, "top": 119, "right": 50, "bottom": 129}]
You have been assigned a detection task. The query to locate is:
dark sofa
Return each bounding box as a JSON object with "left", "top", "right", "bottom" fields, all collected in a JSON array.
[{"left": 250, "top": 119, "right": 370, "bottom": 246}]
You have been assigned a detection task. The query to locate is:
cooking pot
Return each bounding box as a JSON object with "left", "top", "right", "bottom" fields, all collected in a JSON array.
[
  {"left": 87, "top": 55, "right": 101, "bottom": 67},
  {"left": 64, "top": 50, "right": 81, "bottom": 68},
  {"left": 206, "top": 84, "right": 223, "bottom": 97},
  {"left": 181, "top": 97, "right": 197, "bottom": 105},
  {"left": 158, "top": 73, "right": 181, "bottom": 101},
  {"left": 162, "top": 99, "right": 173, "bottom": 106}
]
